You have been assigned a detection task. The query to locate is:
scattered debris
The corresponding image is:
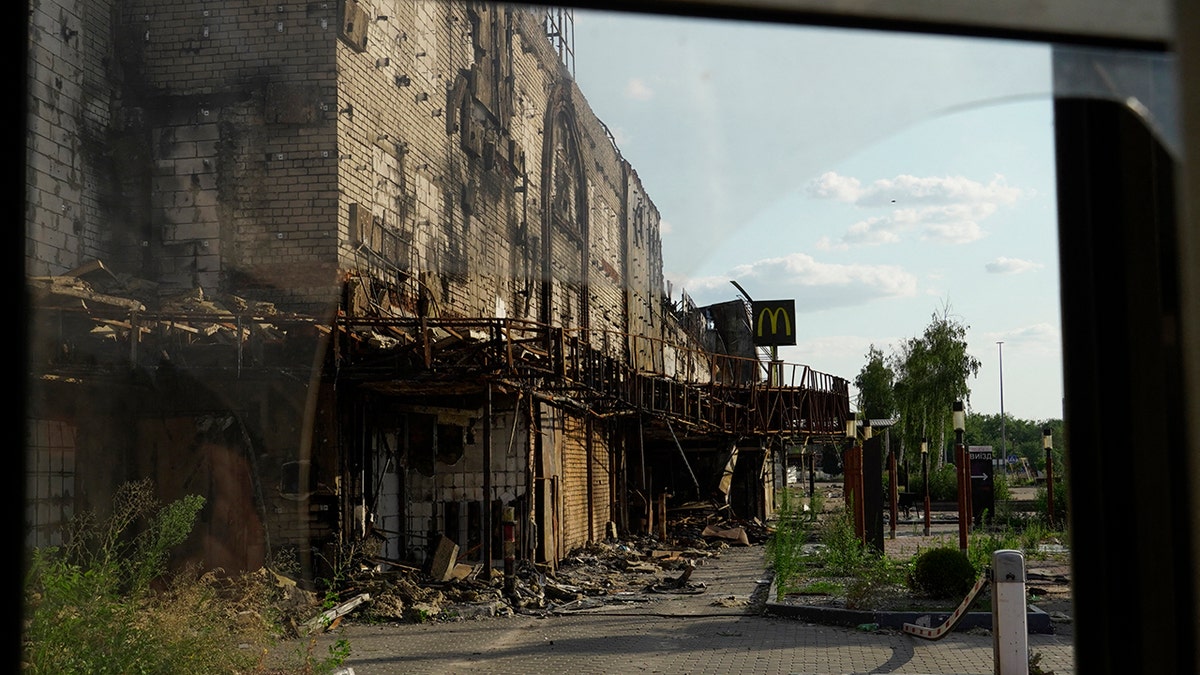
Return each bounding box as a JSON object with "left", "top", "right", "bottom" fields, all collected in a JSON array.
[
  {"left": 711, "top": 596, "right": 749, "bottom": 608},
  {"left": 431, "top": 537, "right": 460, "bottom": 581},
  {"left": 256, "top": 507, "right": 770, "bottom": 627},
  {"left": 702, "top": 525, "right": 751, "bottom": 546},
  {"left": 303, "top": 593, "right": 372, "bottom": 635}
]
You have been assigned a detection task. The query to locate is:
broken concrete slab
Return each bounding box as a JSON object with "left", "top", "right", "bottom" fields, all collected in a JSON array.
[
  {"left": 702, "top": 525, "right": 751, "bottom": 546},
  {"left": 431, "top": 536, "right": 460, "bottom": 581},
  {"left": 447, "top": 563, "right": 475, "bottom": 581}
]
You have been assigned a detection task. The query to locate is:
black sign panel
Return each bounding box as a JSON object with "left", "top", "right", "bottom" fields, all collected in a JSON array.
[
  {"left": 969, "top": 448, "right": 995, "bottom": 526},
  {"left": 752, "top": 300, "right": 797, "bottom": 346}
]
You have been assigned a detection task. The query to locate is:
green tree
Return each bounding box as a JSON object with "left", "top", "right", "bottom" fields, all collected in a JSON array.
[
  {"left": 854, "top": 344, "right": 897, "bottom": 420},
  {"left": 965, "top": 412, "right": 1065, "bottom": 476},
  {"left": 891, "top": 303, "right": 981, "bottom": 466}
]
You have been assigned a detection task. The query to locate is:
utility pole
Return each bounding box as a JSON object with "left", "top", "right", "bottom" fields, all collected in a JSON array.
[{"left": 997, "top": 341, "right": 1006, "bottom": 460}]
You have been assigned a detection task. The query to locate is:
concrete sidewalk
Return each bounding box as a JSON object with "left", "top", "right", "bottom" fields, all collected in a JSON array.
[{"left": 289, "top": 545, "right": 1075, "bottom": 674}]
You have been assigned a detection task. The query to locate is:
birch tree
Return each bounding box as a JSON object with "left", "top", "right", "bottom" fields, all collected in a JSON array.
[{"left": 891, "top": 304, "right": 981, "bottom": 465}]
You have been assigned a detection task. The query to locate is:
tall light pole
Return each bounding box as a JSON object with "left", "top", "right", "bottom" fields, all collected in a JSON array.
[
  {"left": 997, "top": 341, "right": 1006, "bottom": 461},
  {"left": 954, "top": 400, "right": 968, "bottom": 552},
  {"left": 1043, "top": 428, "right": 1055, "bottom": 527},
  {"left": 921, "top": 438, "right": 930, "bottom": 536}
]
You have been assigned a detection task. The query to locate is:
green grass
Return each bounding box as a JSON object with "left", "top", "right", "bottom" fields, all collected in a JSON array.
[
  {"left": 22, "top": 479, "right": 354, "bottom": 675},
  {"left": 772, "top": 487, "right": 1070, "bottom": 611}
]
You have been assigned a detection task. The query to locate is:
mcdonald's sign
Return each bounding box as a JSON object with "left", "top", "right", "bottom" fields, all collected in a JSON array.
[{"left": 752, "top": 300, "right": 797, "bottom": 346}]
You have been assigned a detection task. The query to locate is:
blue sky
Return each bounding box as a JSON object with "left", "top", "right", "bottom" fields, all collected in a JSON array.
[{"left": 570, "top": 9, "right": 1065, "bottom": 422}]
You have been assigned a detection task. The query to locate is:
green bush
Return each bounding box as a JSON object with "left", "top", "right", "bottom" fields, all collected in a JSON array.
[
  {"left": 817, "top": 505, "right": 871, "bottom": 576},
  {"left": 22, "top": 480, "right": 265, "bottom": 675},
  {"left": 993, "top": 471, "right": 1011, "bottom": 502},
  {"left": 768, "top": 488, "right": 814, "bottom": 596},
  {"left": 929, "top": 464, "right": 958, "bottom": 501},
  {"left": 909, "top": 546, "right": 977, "bottom": 599},
  {"left": 1035, "top": 474, "right": 1069, "bottom": 526}
]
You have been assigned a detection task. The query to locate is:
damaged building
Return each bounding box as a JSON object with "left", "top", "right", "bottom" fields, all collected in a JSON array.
[{"left": 25, "top": 0, "right": 851, "bottom": 584}]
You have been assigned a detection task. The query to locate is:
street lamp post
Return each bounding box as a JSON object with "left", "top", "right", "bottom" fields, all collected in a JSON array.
[
  {"left": 954, "top": 401, "right": 968, "bottom": 552},
  {"left": 921, "top": 438, "right": 930, "bottom": 536},
  {"left": 1044, "top": 428, "right": 1055, "bottom": 528},
  {"left": 888, "top": 432, "right": 898, "bottom": 540},
  {"left": 844, "top": 417, "right": 861, "bottom": 537},
  {"left": 808, "top": 444, "right": 816, "bottom": 516},
  {"left": 859, "top": 419, "right": 871, "bottom": 543}
]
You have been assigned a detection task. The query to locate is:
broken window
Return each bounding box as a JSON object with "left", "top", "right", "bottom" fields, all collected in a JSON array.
[{"left": 435, "top": 424, "right": 465, "bottom": 465}]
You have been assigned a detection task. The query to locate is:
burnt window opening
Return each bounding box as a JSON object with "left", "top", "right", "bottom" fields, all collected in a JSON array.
[
  {"left": 280, "top": 460, "right": 317, "bottom": 500},
  {"left": 436, "top": 424, "right": 465, "bottom": 465},
  {"left": 337, "top": 0, "right": 368, "bottom": 52},
  {"left": 549, "top": 112, "right": 583, "bottom": 241},
  {"left": 466, "top": 4, "right": 513, "bottom": 128},
  {"left": 409, "top": 413, "right": 436, "bottom": 477}
]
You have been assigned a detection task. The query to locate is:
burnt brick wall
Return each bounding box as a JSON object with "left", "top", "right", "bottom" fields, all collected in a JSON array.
[
  {"left": 26, "top": 0, "right": 125, "bottom": 276},
  {"left": 28, "top": 0, "right": 697, "bottom": 347}
]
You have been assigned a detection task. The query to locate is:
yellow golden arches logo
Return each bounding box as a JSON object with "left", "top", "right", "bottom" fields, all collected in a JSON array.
[
  {"left": 752, "top": 300, "right": 797, "bottom": 346},
  {"left": 757, "top": 306, "right": 791, "bottom": 337}
]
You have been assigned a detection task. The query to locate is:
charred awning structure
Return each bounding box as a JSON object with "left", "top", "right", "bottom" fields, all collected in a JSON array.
[
  {"left": 333, "top": 312, "right": 848, "bottom": 572},
  {"left": 25, "top": 2, "right": 850, "bottom": 585},
  {"left": 28, "top": 271, "right": 848, "bottom": 581}
]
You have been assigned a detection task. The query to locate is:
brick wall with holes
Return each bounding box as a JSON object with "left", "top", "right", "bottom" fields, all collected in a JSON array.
[
  {"left": 26, "top": 0, "right": 123, "bottom": 276},
  {"left": 29, "top": 1, "right": 693, "bottom": 343}
]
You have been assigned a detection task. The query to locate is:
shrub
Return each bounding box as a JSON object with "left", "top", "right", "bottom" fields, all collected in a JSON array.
[
  {"left": 909, "top": 546, "right": 977, "bottom": 599},
  {"left": 22, "top": 480, "right": 266, "bottom": 675},
  {"left": 929, "top": 464, "right": 958, "bottom": 501},
  {"left": 817, "top": 504, "right": 870, "bottom": 576},
  {"left": 967, "top": 527, "right": 1022, "bottom": 573},
  {"left": 1035, "top": 475, "right": 1069, "bottom": 526},
  {"left": 769, "top": 487, "right": 814, "bottom": 596}
]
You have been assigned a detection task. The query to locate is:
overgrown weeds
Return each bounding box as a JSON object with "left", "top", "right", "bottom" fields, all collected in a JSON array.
[
  {"left": 773, "top": 483, "right": 1069, "bottom": 611},
  {"left": 771, "top": 497, "right": 912, "bottom": 607},
  {"left": 22, "top": 479, "right": 348, "bottom": 675},
  {"left": 768, "top": 487, "right": 814, "bottom": 596}
]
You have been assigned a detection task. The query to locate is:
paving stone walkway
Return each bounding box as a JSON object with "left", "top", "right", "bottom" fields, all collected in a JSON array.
[{"left": 286, "top": 544, "right": 1076, "bottom": 674}]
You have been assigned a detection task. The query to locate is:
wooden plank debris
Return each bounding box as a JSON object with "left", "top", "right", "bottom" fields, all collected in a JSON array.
[
  {"left": 701, "top": 525, "right": 751, "bottom": 546},
  {"left": 302, "top": 592, "right": 371, "bottom": 635},
  {"left": 431, "top": 536, "right": 460, "bottom": 581}
]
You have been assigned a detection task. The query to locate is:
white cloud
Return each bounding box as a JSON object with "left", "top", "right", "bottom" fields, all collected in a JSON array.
[
  {"left": 678, "top": 252, "right": 918, "bottom": 311},
  {"left": 921, "top": 220, "right": 985, "bottom": 244},
  {"left": 855, "top": 173, "right": 1021, "bottom": 207},
  {"left": 1009, "top": 323, "right": 1059, "bottom": 342},
  {"left": 985, "top": 257, "right": 1042, "bottom": 274},
  {"left": 983, "top": 323, "right": 1061, "bottom": 355},
  {"left": 814, "top": 235, "right": 843, "bottom": 251},
  {"left": 624, "top": 77, "right": 655, "bottom": 101},
  {"left": 805, "top": 171, "right": 1024, "bottom": 246},
  {"left": 807, "top": 171, "right": 862, "bottom": 202},
  {"left": 659, "top": 219, "right": 674, "bottom": 235},
  {"left": 843, "top": 216, "right": 902, "bottom": 246}
]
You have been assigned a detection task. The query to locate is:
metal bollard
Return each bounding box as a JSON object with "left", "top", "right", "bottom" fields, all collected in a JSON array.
[{"left": 992, "top": 549, "right": 1029, "bottom": 675}]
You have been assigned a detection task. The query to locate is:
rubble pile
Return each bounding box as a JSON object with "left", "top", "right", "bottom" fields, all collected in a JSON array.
[{"left": 294, "top": 509, "right": 769, "bottom": 629}]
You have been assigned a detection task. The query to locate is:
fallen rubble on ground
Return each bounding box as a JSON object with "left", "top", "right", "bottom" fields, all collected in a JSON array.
[{"left": 293, "top": 511, "right": 770, "bottom": 629}]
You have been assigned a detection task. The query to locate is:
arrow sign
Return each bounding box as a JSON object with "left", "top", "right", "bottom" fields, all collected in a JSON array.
[{"left": 971, "top": 474, "right": 989, "bottom": 480}]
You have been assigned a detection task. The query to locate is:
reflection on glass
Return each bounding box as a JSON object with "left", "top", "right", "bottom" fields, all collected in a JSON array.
[{"left": 26, "top": 2, "right": 1171, "bottom": 670}]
